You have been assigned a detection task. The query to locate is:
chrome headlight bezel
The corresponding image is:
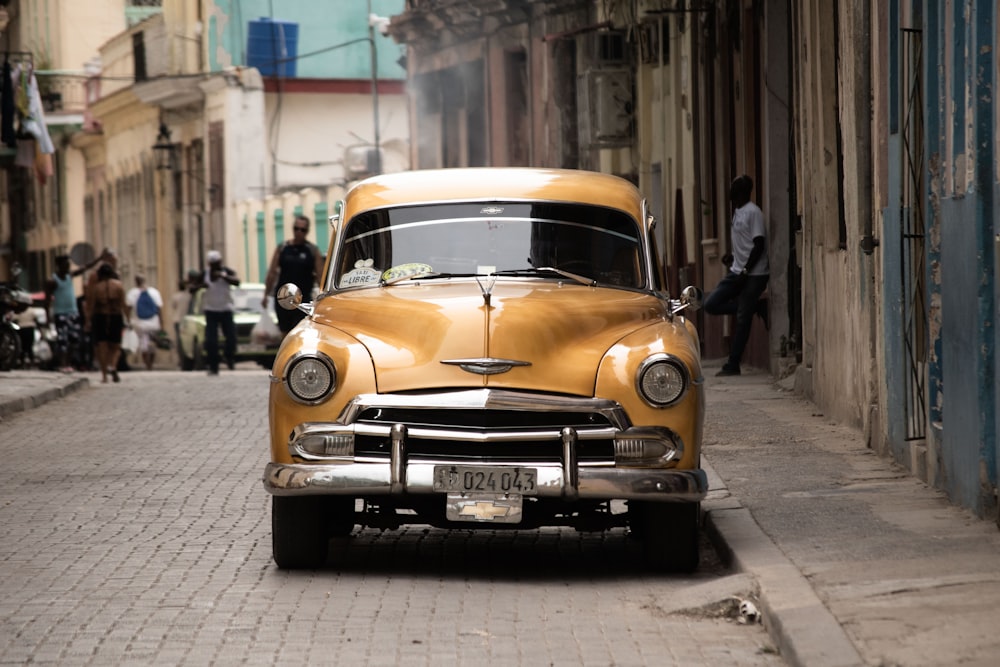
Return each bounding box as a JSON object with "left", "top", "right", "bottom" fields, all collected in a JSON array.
[
  {"left": 635, "top": 353, "right": 689, "bottom": 407},
  {"left": 283, "top": 352, "right": 337, "bottom": 405}
]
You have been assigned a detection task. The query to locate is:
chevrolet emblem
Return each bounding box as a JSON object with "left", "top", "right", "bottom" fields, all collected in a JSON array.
[{"left": 458, "top": 501, "right": 511, "bottom": 521}]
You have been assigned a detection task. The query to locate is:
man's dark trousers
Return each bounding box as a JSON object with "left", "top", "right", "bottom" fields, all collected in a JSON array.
[
  {"left": 204, "top": 310, "right": 237, "bottom": 372},
  {"left": 704, "top": 272, "right": 769, "bottom": 372}
]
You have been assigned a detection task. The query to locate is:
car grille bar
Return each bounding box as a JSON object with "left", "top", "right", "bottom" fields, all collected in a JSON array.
[
  {"left": 562, "top": 427, "right": 578, "bottom": 499},
  {"left": 339, "top": 389, "right": 632, "bottom": 431},
  {"left": 390, "top": 424, "right": 406, "bottom": 493}
]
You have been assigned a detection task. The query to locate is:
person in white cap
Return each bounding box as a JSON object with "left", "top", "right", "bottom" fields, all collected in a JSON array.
[{"left": 202, "top": 250, "right": 240, "bottom": 375}]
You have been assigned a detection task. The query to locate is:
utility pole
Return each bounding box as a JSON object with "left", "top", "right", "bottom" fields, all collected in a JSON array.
[{"left": 367, "top": 0, "right": 383, "bottom": 175}]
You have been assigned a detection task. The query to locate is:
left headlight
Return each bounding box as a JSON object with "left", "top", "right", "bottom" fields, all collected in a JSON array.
[
  {"left": 284, "top": 353, "right": 336, "bottom": 404},
  {"left": 636, "top": 354, "right": 689, "bottom": 407}
]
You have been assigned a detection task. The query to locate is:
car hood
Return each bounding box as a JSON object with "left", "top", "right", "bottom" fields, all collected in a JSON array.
[{"left": 312, "top": 281, "right": 666, "bottom": 396}]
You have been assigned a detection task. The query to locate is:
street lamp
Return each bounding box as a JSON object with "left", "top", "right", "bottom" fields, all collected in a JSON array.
[{"left": 152, "top": 123, "right": 177, "bottom": 171}]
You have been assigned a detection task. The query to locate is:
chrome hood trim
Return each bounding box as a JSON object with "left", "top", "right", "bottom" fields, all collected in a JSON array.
[{"left": 440, "top": 357, "right": 532, "bottom": 375}]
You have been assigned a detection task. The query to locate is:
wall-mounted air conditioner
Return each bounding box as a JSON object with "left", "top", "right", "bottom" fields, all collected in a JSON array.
[
  {"left": 577, "top": 68, "right": 633, "bottom": 148},
  {"left": 344, "top": 146, "right": 384, "bottom": 179}
]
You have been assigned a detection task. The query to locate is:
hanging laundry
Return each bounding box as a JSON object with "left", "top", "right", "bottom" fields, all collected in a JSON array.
[{"left": 13, "top": 63, "right": 54, "bottom": 154}]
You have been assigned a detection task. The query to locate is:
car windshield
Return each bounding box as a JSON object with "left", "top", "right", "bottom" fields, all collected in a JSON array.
[{"left": 333, "top": 202, "right": 644, "bottom": 290}]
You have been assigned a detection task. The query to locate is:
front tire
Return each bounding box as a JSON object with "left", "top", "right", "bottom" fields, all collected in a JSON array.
[
  {"left": 179, "top": 343, "right": 194, "bottom": 371},
  {"left": 0, "top": 328, "right": 20, "bottom": 371},
  {"left": 631, "top": 501, "right": 700, "bottom": 573},
  {"left": 271, "top": 496, "right": 356, "bottom": 569},
  {"left": 193, "top": 338, "right": 204, "bottom": 371}
]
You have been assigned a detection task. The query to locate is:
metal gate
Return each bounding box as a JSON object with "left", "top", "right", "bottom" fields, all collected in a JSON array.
[{"left": 900, "top": 28, "right": 926, "bottom": 441}]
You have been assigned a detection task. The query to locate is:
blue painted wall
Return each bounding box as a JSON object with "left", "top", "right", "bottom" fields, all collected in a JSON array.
[
  {"left": 921, "top": 0, "right": 997, "bottom": 514},
  {"left": 207, "top": 0, "right": 406, "bottom": 80}
]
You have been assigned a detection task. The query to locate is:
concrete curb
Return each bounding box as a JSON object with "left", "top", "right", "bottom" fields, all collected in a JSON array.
[
  {"left": 0, "top": 376, "right": 90, "bottom": 420},
  {"left": 702, "top": 458, "right": 864, "bottom": 667}
]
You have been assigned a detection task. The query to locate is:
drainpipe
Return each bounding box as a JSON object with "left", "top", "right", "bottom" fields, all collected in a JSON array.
[
  {"left": 859, "top": 0, "right": 878, "bottom": 256},
  {"left": 854, "top": 0, "right": 879, "bottom": 452}
]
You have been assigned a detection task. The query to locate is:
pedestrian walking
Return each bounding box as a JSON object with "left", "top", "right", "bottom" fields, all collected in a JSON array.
[
  {"left": 203, "top": 250, "right": 240, "bottom": 375},
  {"left": 125, "top": 275, "right": 164, "bottom": 371},
  {"left": 703, "top": 175, "right": 769, "bottom": 376},
  {"left": 44, "top": 251, "right": 106, "bottom": 373},
  {"left": 262, "top": 214, "right": 324, "bottom": 335},
  {"left": 83, "top": 262, "right": 126, "bottom": 384}
]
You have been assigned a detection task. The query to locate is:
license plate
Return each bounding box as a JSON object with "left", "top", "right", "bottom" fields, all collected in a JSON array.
[
  {"left": 433, "top": 465, "right": 538, "bottom": 495},
  {"left": 238, "top": 342, "right": 265, "bottom": 353}
]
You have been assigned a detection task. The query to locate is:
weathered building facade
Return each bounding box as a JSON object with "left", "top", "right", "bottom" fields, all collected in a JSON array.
[{"left": 387, "top": 0, "right": 1000, "bottom": 521}]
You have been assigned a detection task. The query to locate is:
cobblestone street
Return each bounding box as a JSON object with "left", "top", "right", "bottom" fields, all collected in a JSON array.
[{"left": 0, "top": 370, "right": 780, "bottom": 665}]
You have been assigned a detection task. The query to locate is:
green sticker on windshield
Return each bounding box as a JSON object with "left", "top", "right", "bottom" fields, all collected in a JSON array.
[{"left": 382, "top": 263, "right": 434, "bottom": 283}]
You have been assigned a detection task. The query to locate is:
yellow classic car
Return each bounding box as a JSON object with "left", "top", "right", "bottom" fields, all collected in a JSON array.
[{"left": 264, "top": 167, "right": 706, "bottom": 571}]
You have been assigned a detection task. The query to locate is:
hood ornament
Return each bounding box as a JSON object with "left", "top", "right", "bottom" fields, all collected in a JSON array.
[
  {"left": 441, "top": 358, "right": 531, "bottom": 375},
  {"left": 475, "top": 275, "right": 497, "bottom": 307}
]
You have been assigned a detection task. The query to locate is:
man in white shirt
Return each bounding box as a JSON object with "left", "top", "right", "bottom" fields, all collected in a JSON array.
[
  {"left": 125, "top": 275, "right": 164, "bottom": 371},
  {"left": 704, "top": 175, "right": 769, "bottom": 376},
  {"left": 203, "top": 250, "right": 240, "bottom": 375}
]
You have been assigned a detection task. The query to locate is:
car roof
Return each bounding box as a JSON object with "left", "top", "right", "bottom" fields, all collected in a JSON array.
[{"left": 344, "top": 168, "right": 644, "bottom": 220}]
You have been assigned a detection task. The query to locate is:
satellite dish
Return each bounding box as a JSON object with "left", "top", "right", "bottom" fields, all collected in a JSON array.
[{"left": 69, "top": 242, "right": 96, "bottom": 267}]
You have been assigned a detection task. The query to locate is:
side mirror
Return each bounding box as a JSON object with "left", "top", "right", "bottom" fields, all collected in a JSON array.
[
  {"left": 276, "top": 283, "right": 303, "bottom": 311},
  {"left": 680, "top": 285, "right": 702, "bottom": 311},
  {"left": 669, "top": 285, "right": 703, "bottom": 316}
]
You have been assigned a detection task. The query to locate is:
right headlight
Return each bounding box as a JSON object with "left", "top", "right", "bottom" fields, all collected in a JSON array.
[
  {"left": 636, "top": 354, "right": 689, "bottom": 407},
  {"left": 284, "top": 353, "right": 336, "bottom": 404}
]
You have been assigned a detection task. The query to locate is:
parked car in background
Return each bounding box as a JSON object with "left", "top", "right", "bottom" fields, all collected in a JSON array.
[
  {"left": 263, "top": 168, "right": 707, "bottom": 571},
  {"left": 178, "top": 282, "right": 281, "bottom": 370}
]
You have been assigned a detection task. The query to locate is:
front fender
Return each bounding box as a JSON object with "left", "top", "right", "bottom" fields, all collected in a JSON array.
[
  {"left": 595, "top": 319, "right": 704, "bottom": 469},
  {"left": 268, "top": 320, "right": 377, "bottom": 462}
]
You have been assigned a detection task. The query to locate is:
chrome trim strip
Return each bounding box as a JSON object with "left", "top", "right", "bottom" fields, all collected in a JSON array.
[
  {"left": 288, "top": 423, "right": 674, "bottom": 460},
  {"left": 263, "top": 461, "right": 707, "bottom": 501},
  {"left": 337, "top": 389, "right": 631, "bottom": 431}
]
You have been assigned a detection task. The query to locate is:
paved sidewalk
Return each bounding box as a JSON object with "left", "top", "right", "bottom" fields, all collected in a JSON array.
[
  {"left": 2, "top": 366, "right": 999, "bottom": 666},
  {"left": 703, "top": 361, "right": 1000, "bottom": 667},
  {"left": 0, "top": 369, "right": 91, "bottom": 420}
]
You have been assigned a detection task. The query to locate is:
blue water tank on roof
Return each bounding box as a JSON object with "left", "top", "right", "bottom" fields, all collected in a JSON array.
[{"left": 247, "top": 18, "right": 299, "bottom": 77}]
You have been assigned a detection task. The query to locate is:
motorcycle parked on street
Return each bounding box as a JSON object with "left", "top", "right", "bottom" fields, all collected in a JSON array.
[{"left": 0, "top": 265, "right": 33, "bottom": 371}]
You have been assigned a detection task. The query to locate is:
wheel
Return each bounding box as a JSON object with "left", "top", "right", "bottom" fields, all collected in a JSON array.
[
  {"left": 271, "top": 496, "right": 355, "bottom": 569},
  {"left": 192, "top": 338, "right": 204, "bottom": 370},
  {"left": 0, "top": 328, "right": 20, "bottom": 371},
  {"left": 272, "top": 496, "right": 329, "bottom": 569},
  {"left": 631, "top": 501, "right": 700, "bottom": 573},
  {"left": 179, "top": 343, "right": 194, "bottom": 371}
]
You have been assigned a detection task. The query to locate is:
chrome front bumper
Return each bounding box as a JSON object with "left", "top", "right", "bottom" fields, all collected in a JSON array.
[
  {"left": 264, "top": 388, "right": 707, "bottom": 502},
  {"left": 264, "top": 461, "right": 706, "bottom": 502}
]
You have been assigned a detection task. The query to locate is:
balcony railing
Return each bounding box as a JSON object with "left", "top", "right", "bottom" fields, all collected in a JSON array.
[{"left": 35, "top": 71, "right": 88, "bottom": 115}]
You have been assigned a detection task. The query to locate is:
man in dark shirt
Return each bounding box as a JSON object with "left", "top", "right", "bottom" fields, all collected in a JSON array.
[{"left": 262, "top": 215, "right": 325, "bottom": 334}]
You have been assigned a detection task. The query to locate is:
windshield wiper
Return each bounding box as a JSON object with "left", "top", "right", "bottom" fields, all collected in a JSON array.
[
  {"left": 382, "top": 271, "right": 480, "bottom": 286},
  {"left": 491, "top": 266, "right": 595, "bottom": 287}
]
